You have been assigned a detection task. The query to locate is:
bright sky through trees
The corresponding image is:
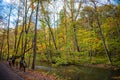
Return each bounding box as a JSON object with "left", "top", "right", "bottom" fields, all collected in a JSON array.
[
  {"left": 0, "top": 0, "right": 119, "bottom": 28},
  {"left": 0, "top": 0, "right": 18, "bottom": 28}
]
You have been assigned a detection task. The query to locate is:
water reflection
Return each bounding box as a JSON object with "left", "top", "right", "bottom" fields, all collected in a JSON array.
[{"left": 36, "top": 64, "right": 120, "bottom": 80}]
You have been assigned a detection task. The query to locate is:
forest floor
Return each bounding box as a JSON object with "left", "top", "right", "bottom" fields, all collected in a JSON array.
[{"left": 2, "top": 61, "right": 61, "bottom": 80}]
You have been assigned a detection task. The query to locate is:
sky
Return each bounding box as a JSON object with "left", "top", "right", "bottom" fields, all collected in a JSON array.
[
  {"left": 0, "top": 0, "right": 119, "bottom": 28},
  {"left": 0, "top": 0, "right": 18, "bottom": 28},
  {"left": 4, "top": 0, "right": 10, "bottom": 3}
]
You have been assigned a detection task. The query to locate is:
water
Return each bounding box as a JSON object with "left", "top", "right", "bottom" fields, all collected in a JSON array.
[{"left": 35, "top": 64, "right": 120, "bottom": 80}]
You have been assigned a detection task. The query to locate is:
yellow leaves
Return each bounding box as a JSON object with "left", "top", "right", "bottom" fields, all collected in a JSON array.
[
  {"left": 78, "top": 29, "right": 90, "bottom": 38},
  {"left": 102, "top": 17, "right": 115, "bottom": 29},
  {"left": 17, "top": 22, "right": 34, "bottom": 34},
  {"left": 82, "top": 37, "right": 99, "bottom": 44},
  {"left": 58, "top": 33, "right": 66, "bottom": 43},
  {"left": 106, "top": 17, "right": 114, "bottom": 23},
  {"left": 116, "top": 5, "right": 120, "bottom": 14},
  {"left": 77, "top": 28, "right": 102, "bottom": 51},
  {"left": 17, "top": 25, "right": 23, "bottom": 33},
  {"left": 58, "top": 33, "right": 65, "bottom": 39},
  {"left": 92, "top": 22, "right": 98, "bottom": 27},
  {"left": 37, "top": 43, "right": 46, "bottom": 51},
  {"left": 31, "top": 0, "right": 34, "bottom": 2},
  {"left": 60, "top": 47, "right": 64, "bottom": 51},
  {"left": 26, "top": 22, "right": 34, "bottom": 30},
  {"left": 103, "top": 4, "right": 113, "bottom": 12},
  {"left": 102, "top": 23, "right": 109, "bottom": 28},
  {"left": 42, "top": 43, "right": 46, "bottom": 49},
  {"left": 83, "top": 6, "right": 93, "bottom": 12},
  {"left": 82, "top": 38, "right": 89, "bottom": 43}
]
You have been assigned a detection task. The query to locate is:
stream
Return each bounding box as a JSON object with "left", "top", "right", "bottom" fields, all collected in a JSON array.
[{"left": 35, "top": 64, "right": 120, "bottom": 80}]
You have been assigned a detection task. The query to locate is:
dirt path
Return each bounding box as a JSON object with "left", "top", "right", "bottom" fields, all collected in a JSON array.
[
  {"left": 0, "top": 61, "right": 23, "bottom": 80},
  {"left": 1, "top": 61, "right": 61, "bottom": 80}
]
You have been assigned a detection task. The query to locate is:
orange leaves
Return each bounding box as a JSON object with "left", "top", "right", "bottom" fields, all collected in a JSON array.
[
  {"left": 94, "top": 38, "right": 99, "bottom": 43},
  {"left": 30, "top": 4, "right": 35, "bottom": 10},
  {"left": 30, "top": 0, "right": 35, "bottom": 10}
]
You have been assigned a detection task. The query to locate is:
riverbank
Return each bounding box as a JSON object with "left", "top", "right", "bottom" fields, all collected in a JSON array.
[
  {"left": 3, "top": 61, "right": 61, "bottom": 80},
  {"left": 2, "top": 60, "right": 120, "bottom": 80},
  {"left": 35, "top": 62, "right": 120, "bottom": 80},
  {"left": 80, "top": 63, "right": 119, "bottom": 70},
  {"left": 80, "top": 63, "right": 120, "bottom": 80}
]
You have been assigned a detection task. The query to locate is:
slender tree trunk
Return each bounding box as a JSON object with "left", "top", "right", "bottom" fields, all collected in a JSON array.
[
  {"left": 46, "top": 18, "right": 58, "bottom": 50},
  {"left": 15, "top": 1, "right": 34, "bottom": 56},
  {"left": 15, "top": 2, "right": 27, "bottom": 55},
  {"left": 15, "top": 14, "right": 24, "bottom": 55},
  {"left": 92, "top": 1, "right": 112, "bottom": 64},
  {"left": 0, "top": 31, "right": 5, "bottom": 60},
  {"left": 14, "top": 12, "right": 19, "bottom": 52},
  {"left": 70, "top": 0, "right": 81, "bottom": 52},
  {"left": 28, "top": 54, "right": 31, "bottom": 68},
  {"left": 32, "top": 0, "right": 39, "bottom": 70},
  {"left": 96, "top": 17, "right": 112, "bottom": 64},
  {"left": 7, "top": 6, "right": 12, "bottom": 59},
  {"left": 40, "top": 1, "right": 58, "bottom": 50},
  {"left": 72, "top": 23, "right": 80, "bottom": 52},
  {"left": 115, "top": 20, "right": 120, "bottom": 41},
  {"left": 23, "top": 3, "right": 34, "bottom": 56},
  {"left": 21, "top": 33, "right": 24, "bottom": 54},
  {"left": 21, "top": 9, "right": 34, "bottom": 56},
  {"left": 14, "top": 2, "right": 20, "bottom": 52}
]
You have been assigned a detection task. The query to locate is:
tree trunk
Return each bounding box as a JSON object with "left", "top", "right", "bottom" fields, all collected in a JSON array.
[
  {"left": 0, "top": 31, "right": 5, "bottom": 60},
  {"left": 14, "top": 3, "right": 20, "bottom": 52},
  {"left": 40, "top": 1, "right": 58, "bottom": 50},
  {"left": 73, "top": 24, "right": 80, "bottom": 52},
  {"left": 96, "top": 17, "right": 112, "bottom": 64},
  {"left": 70, "top": 0, "right": 81, "bottom": 52},
  {"left": 32, "top": 0, "right": 39, "bottom": 70},
  {"left": 92, "top": 1, "right": 112, "bottom": 64},
  {"left": 7, "top": 6, "right": 12, "bottom": 59}
]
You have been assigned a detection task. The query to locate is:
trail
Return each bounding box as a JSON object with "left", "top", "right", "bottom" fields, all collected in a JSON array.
[{"left": 0, "top": 62, "right": 23, "bottom": 80}]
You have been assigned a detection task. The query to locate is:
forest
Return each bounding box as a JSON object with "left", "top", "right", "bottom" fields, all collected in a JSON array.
[{"left": 0, "top": 0, "right": 120, "bottom": 80}]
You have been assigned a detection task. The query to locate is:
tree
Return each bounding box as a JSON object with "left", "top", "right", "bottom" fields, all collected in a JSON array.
[
  {"left": 89, "top": 0, "right": 112, "bottom": 64},
  {"left": 40, "top": 0, "right": 58, "bottom": 50},
  {"left": 0, "top": 29, "right": 6, "bottom": 60},
  {"left": 32, "top": 0, "right": 39, "bottom": 70},
  {"left": 65, "top": 0, "right": 83, "bottom": 52},
  {"left": 7, "top": 4, "right": 12, "bottom": 59}
]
